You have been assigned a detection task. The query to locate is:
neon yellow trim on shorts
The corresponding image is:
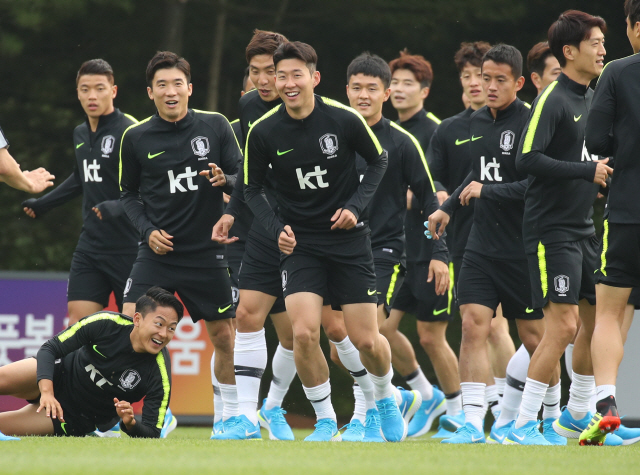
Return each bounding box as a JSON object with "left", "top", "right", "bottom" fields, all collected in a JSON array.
[
  {"left": 600, "top": 219, "right": 609, "bottom": 276},
  {"left": 538, "top": 241, "right": 547, "bottom": 298},
  {"left": 447, "top": 262, "right": 454, "bottom": 314},
  {"left": 386, "top": 263, "right": 401, "bottom": 305}
]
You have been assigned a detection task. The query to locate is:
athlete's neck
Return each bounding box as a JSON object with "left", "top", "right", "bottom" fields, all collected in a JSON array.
[
  {"left": 129, "top": 328, "right": 145, "bottom": 353},
  {"left": 286, "top": 95, "right": 315, "bottom": 120},
  {"left": 470, "top": 101, "right": 486, "bottom": 111},
  {"left": 366, "top": 111, "right": 383, "bottom": 127},
  {"left": 397, "top": 103, "right": 423, "bottom": 123},
  {"left": 88, "top": 105, "right": 115, "bottom": 132},
  {"left": 489, "top": 96, "right": 517, "bottom": 119},
  {"left": 561, "top": 64, "right": 596, "bottom": 87}
]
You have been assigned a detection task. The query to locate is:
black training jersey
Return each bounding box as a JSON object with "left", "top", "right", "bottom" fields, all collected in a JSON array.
[
  {"left": 238, "top": 89, "right": 284, "bottom": 150},
  {"left": 516, "top": 73, "right": 600, "bottom": 252},
  {"left": 120, "top": 109, "right": 241, "bottom": 267},
  {"left": 586, "top": 53, "right": 640, "bottom": 224},
  {"left": 441, "top": 99, "right": 531, "bottom": 260},
  {"left": 244, "top": 95, "right": 387, "bottom": 243},
  {"left": 355, "top": 117, "right": 446, "bottom": 263},
  {"left": 25, "top": 110, "right": 139, "bottom": 254},
  {"left": 225, "top": 118, "right": 251, "bottom": 247},
  {"left": 37, "top": 312, "right": 171, "bottom": 438}
]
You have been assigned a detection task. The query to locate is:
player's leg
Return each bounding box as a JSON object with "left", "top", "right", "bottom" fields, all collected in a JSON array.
[
  {"left": 487, "top": 306, "right": 515, "bottom": 413},
  {"left": 66, "top": 251, "right": 113, "bottom": 326},
  {"left": 0, "top": 404, "right": 54, "bottom": 437},
  {"left": 0, "top": 358, "right": 44, "bottom": 440}
]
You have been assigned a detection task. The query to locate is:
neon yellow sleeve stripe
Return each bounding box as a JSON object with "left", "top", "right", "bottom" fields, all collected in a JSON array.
[
  {"left": 155, "top": 352, "right": 171, "bottom": 429},
  {"left": 321, "top": 97, "right": 384, "bottom": 155},
  {"left": 58, "top": 313, "right": 132, "bottom": 343},
  {"left": 243, "top": 104, "right": 282, "bottom": 185},
  {"left": 523, "top": 102, "right": 531, "bottom": 109},
  {"left": 600, "top": 219, "right": 609, "bottom": 276},
  {"left": 118, "top": 116, "right": 152, "bottom": 191},
  {"left": 537, "top": 241, "right": 548, "bottom": 298},
  {"left": 389, "top": 121, "right": 436, "bottom": 192},
  {"left": 229, "top": 118, "right": 239, "bottom": 124},
  {"left": 123, "top": 113, "right": 139, "bottom": 124},
  {"left": 426, "top": 112, "right": 441, "bottom": 125},
  {"left": 522, "top": 81, "right": 558, "bottom": 154},
  {"left": 193, "top": 110, "right": 242, "bottom": 152}
]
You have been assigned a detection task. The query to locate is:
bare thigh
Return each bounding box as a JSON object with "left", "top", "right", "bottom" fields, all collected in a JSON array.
[{"left": 0, "top": 404, "right": 55, "bottom": 436}]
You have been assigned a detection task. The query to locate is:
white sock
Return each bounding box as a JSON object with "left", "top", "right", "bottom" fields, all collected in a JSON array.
[
  {"left": 445, "top": 390, "right": 462, "bottom": 416},
  {"left": 211, "top": 352, "right": 223, "bottom": 424},
  {"left": 508, "top": 345, "right": 530, "bottom": 382},
  {"left": 494, "top": 377, "right": 506, "bottom": 401},
  {"left": 565, "top": 343, "right": 574, "bottom": 382},
  {"left": 352, "top": 384, "right": 367, "bottom": 423},
  {"left": 219, "top": 382, "right": 239, "bottom": 421},
  {"left": 496, "top": 345, "right": 530, "bottom": 427},
  {"left": 369, "top": 369, "right": 394, "bottom": 401},
  {"left": 304, "top": 380, "right": 336, "bottom": 421},
  {"left": 515, "top": 378, "right": 548, "bottom": 428},
  {"left": 461, "top": 382, "right": 486, "bottom": 432},
  {"left": 542, "top": 381, "right": 562, "bottom": 420},
  {"left": 234, "top": 329, "right": 267, "bottom": 424},
  {"left": 332, "top": 337, "right": 376, "bottom": 409},
  {"left": 486, "top": 384, "right": 501, "bottom": 419},
  {"left": 567, "top": 373, "right": 594, "bottom": 420},
  {"left": 405, "top": 367, "right": 434, "bottom": 401},
  {"left": 589, "top": 391, "right": 597, "bottom": 414},
  {"left": 265, "top": 344, "right": 296, "bottom": 410},
  {"left": 596, "top": 385, "right": 616, "bottom": 401}
]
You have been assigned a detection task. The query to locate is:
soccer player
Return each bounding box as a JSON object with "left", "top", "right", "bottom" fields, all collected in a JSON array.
[
  {"left": 22, "top": 59, "right": 138, "bottom": 326},
  {"left": 0, "top": 126, "right": 54, "bottom": 193},
  {"left": 428, "top": 44, "right": 551, "bottom": 444},
  {"left": 244, "top": 41, "right": 407, "bottom": 442},
  {"left": 209, "top": 30, "right": 298, "bottom": 441},
  {"left": 581, "top": 0, "right": 640, "bottom": 445},
  {"left": 119, "top": 51, "right": 240, "bottom": 434},
  {"left": 527, "top": 42, "right": 562, "bottom": 96},
  {"left": 0, "top": 287, "right": 181, "bottom": 441},
  {"left": 510, "top": 11, "right": 610, "bottom": 444}
]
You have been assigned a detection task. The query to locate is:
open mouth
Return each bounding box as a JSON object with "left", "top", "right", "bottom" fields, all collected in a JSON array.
[
  {"left": 166, "top": 100, "right": 178, "bottom": 108},
  {"left": 151, "top": 338, "right": 163, "bottom": 347},
  {"left": 285, "top": 91, "right": 300, "bottom": 98},
  {"left": 469, "top": 89, "right": 482, "bottom": 96},
  {"left": 259, "top": 88, "right": 272, "bottom": 97}
]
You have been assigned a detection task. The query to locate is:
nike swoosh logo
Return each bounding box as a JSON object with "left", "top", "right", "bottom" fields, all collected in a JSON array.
[
  {"left": 471, "top": 135, "right": 483, "bottom": 141},
  {"left": 277, "top": 149, "right": 294, "bottom": 156},
  {"left": 248, "top": 121, "right": 253, "bottom": 128},
  {"left": 525, "top": 307, "right": 534, "bottom": 314},
  {"left": 245, "top": 430, "right": 258, "bottom": 437},
  {"left": 400, "top": 401, "right": 408, "bottom": 415},
  {"left": 76, "top": 143, "right": 84, "bottom": 149},
  {"left": 455, "top": 138, "right": 470, "bottom": 145},
  {"left": 61, "top": 422, "right": 68, "bottom": 435},
  {"left": 218, "top": 304, "right": 232, "bottom": 313},
  {"left": 472, "top": 435, "right": 483, "bottom": 442},
  {"left": 433, "top": 308, "right": 448, "bottom": 316},
  {"left": 367, "top": 289, "right": 376, "bottom": 296},
  {"left": 494, "top": 433, "right": 505, "bottom": 441},
  {"left": 574, "top": 115, "right": 582, "bottom": 122},
  {"left": 92, "top": 344, "right": 107, "bottom": 358},
  {"left": 148, "top": 151, "right": 165, "bottom": 159},
  {"left": 513, "top": 432, "right": 526, "bottom": 441}
]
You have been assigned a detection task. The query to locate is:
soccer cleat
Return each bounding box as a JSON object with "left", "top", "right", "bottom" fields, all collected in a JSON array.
[
  {"left": 93, "top": 422, "right": 121, "bottom": 438},
  {"left": 160, "top": 408, "right": 177, "bottom": 439},
  {"left": 376, "top": 396, "right": 408, "bottom": 442},
  {"left": 407, "top": 386, "right": 445, "bottom": 437},
  {"left": 258, "top": 399, "right": 294, "bottom": 441},
  {"left": 397, "top": 387, "right": 423, "bottom": 423},
  {"left": 340, "top": 420, "right": 365, "bottom": 442},
  {"left": 552, "top": 407, "right": 593, "bottom": 439},
  {"left": 0, "top": 431, "right": 19, "bottom": 441},
  {"left": 579, "top": 412, "right": 620, "bottom": 446},
  {"left": 487, "top": 421, "right": 511, "bottom": 445},
  {"left": 439, "top": 411, "right": 465, "bottom": 433},
  {"left": 615, "top": 423, "right": 640, "bottom": 446},
  {"left": 211, "top": 415, "right": 261, "bottom": 440},
  {"left": 441, "top": 422, "right": 485, "bottom": 444},
  {"left": 505, "top": 420, "right": 551, "bottom": 445},
  {"left": 304, "top": 418, "right": 341, "bottom": 442},
  {"left": 542, "top": 418, "right": 567, "bottom": 445},
  {"left": 362, "top": 409, "right": 385, "bottom": 443},
  {"left": 210, "top": 419, "right": 224, "bottom": 438},
  {"left": 431, "top": 424, "right": 456, "bottom": 439},
  {"left": 604, "top": 433, "right": 623, "bottom": 446}
]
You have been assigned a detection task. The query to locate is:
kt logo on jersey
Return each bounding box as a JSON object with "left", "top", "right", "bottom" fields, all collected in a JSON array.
[
  {"left": 319, "top": 133, "right": 338, "bottom": 158},
  {"left": 191, "top": 136, "right": 210, "bottom": 160}
]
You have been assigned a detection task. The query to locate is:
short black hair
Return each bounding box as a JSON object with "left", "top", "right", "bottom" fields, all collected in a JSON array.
[
  {"left": 527, "top": 42, "right": 555, "bottom": 76},
  {"left": 135, "top": 286, "right": 184, "bottom": 322},
  {"left": 273, "top": 41, "right": 318, "bottom": 73},
  {"left": 77, "top": 59, "right": 114, "bottom": 85},
  {"left": 347, "top": 52, "right": 392, "bottom": 89},
  {"left": 483, "top": 44, "right": 523, "bottom": 79},
  {"left": 548, "top": 10, "right": 607, "bottom": 67},
  {"left": 146, "top": 51, "right": 191, "bottom": 87},
  {"left": 245, "top": 29, "right": 289, "bottom": 64},
  {"left": 454, "top": 41, "right": 492, "bottom": 73},
  {"left": 626, "top": 0, "right": 640, "bottom": 26}
]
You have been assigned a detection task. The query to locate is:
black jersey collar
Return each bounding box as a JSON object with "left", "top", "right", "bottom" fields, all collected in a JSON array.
[
  {"left": 152, "top": 108, "right": 196, "bottom": 130},
  {"left": 280, "top": 95, "right": 320, "bottom": 126},
  {"left": 480, "top": 97, "right": 522, "bottom": 121},
  {"left": 400, "top": 108, "right": 427, "bottom": 128},
  {"left": 369, "top": 116, "right": 387, "bottom": 132},
  {"left": 86, "top": 108, "right": 121, "bottom": 132},
  {"left": 557, "top": 72, "right": 590, "bottom": 96}
]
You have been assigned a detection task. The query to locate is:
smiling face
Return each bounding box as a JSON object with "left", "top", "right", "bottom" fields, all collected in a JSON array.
[
  {"left": 147, "top": 67, "right": 193, "bottom": 122},
  {"left": 249, "top": 54, "right": 278, "bottom": 102},
  {"left": 132, "top": 305, "right": 179, "bottom": 354},
  {"left": 482, "top": 60, "right": 524, "bottom": 113},
  {"left": 275, "top": 58, "right": 320, "bottom": 119},
  {"left": 567, "top": 26, "right": 606, "bottom": 81},
  {"left": 77, "top": 74, "right": 116, "bottom": 119},
  {"left": 346, "top": 73, "right": 390, "bottom": 125}
]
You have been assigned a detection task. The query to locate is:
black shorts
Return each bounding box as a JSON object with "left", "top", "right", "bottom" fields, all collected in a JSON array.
[
  {"left": 67, "top": 251, "right": 136, "bottom": 310},
  {"left": 280, "top": 234, "right": 377, "bottom": 307},
  {"left": 458, "top": 251, "right": 543, "bottom": 320},
  {"left": 628, "top": 288, "right": 640, "bottom": 309},
  {"left": 227, "top": 242, "right": 244, "bottom": 308},
  {"left": 528, "top": 235, "right": 598, "bottom": 308},
  {"left": 123, "top": 258, "right": 235, "bottom": 322},
  {"left": 597, "top": 221, "right": 640, "bottom": 289},
  {"left": 374, "top": 258, "right": 405, "bottom": 314},
  {"left": 392, "top": 261, "right": 453, "bottom": 322},
  {"left": 239, "top": 234, "right": 286, "bottom": 314}
]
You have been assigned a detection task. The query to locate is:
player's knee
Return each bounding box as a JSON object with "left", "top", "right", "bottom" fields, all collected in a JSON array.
[
  {"left": 207, "top": 320, "right": 235, "bottom": 350},
  {"left": 519, "top": 332, "right": 541, "bottom": 355},
  {"left": 323, "top": 321, "right": 347, "bottom": 342},
  {"left": 350, "top": 334, "right": 376, "bottom": 354},
  {"left": 293, "top": 326, "right": 319, "bottom": 347},
  {"left": 418, "top": 331, "right": 441, "bottom": 352},
  {"left": 235, "top": 304, "right": 263, "bottom": 331}
]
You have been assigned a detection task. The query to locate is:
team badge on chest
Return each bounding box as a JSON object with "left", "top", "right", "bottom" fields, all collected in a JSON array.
[
  {"left": 319, "top": 133, "right": 339, "bottom": 158},
  {"left": 500, "top": 130, "right": 515, "bottom": 153},
  {"left": 191, "top": 136, "right": 210, "bottom": 160},
  {"left": 101, "top": 135, "right": 115, "bottom": 157},
  {"left": 119, "top": 369, "right": 142, "bottom": 390}
]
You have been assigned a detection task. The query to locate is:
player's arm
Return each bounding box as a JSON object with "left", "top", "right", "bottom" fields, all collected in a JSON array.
[
  {"left": 208, "top": 115, "right": 241, "bottom": 194},
  {"left": 469, "top": 178, "right": 528, "bottom": 203},
  {"left": 22, "top": 167, "right": 83, "bottom": 218},
  {"left": 425, "top": 126, "right": 450, "bottom": 200},
  {"left": 427, "top": 170, "right": 473, "bottom": 240},
  {"left": 586, "top": 64, "right": 615, "bottom": 157},
  {"left": 0, "top": 147, "right": 55, "bottom": 194}
]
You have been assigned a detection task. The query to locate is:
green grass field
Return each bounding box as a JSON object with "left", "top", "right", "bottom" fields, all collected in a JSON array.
[{"left": 1, "top": 427, "right": 638, "bottom": 475}]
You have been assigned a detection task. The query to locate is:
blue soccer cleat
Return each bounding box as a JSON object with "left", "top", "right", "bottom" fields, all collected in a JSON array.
[
  {"left": 0, "top": 430, "right": 19, "bottom": 441},
  {"left": 211, "top": 415, "right": 261, "bottom": 440},
  {"left": 441, "top": 422, "right": 485, "bottom": 444},
  {"left": 407, "top": 386, "right": 445, "bottom": 437},
  {"left": 505, "top": 420, "right": 551, "bottom": 445},
  {"left": 431, "top": 424, "right": 456, "bottom": 439},
  {"left": 363, "top": 409, "right": 385, "bottom": 443},
  {"left": 604, "top": 433, "right": 624, "bottom": 446},
  {"left": 615, "top": 423, "right": 640, "bottom": 446},
  {"left": 542, "top": 418, "right": 567, "bottom": 445},
  {"left": 340, "top": 419, "right": 365, "bottom": 442},
  {"left": 440, "top": 411, "right": 466, "bottom": 433},
  {"left": 553, "top": 408, "right": 594, "bottom": 439},
  {"left": 92, "top": 422, "right": 121, "bottom": 438},
  {"left": 376, "top": 396, "right": 408, "bottom": 442},
  {"left": 487, "top": 421, "right": 512, "bottom": 444},
  {"left": 397, "top": 387, "right": 423, "bottom": 423},
  {"left": 304, "top": 418, "right": 341, "bottom": 442},
  {"left": 210, "top": 419, "right": 224, "bottom": 438},
  {"left": 258, "top": 399, "right": 294, "bottom": 441},
  {"left": 160, "top": 407, "right": 177, "bottom": 439}
]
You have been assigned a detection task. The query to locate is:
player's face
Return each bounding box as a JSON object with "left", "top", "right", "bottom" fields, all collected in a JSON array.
[
  {"left": 77, "top": 74, "right": 116, "bottom": 119},
  {"left": 626, "top": 16, "right": 640, "bottom": 54},
  {"left": 389, "top": 69, "right": 428, "bottom": 112},
  {"left": 134, "top": 306, "right": 179, "bottom": 354},
  {"left": 147, "top": 67, "right": 193, "bottom": 122},
  {"left": 459, "top": 64, "right": 485, "bottom": 108},
  {"left": 573, "top": 27, "right": 606, "bottom": 79},
  {"left": 540, "top": 56, "right": 562, "bottom": 90},
  {"left": 249, "top": 54, "right": 278, "bottom": 102},
  {"left": 482, "top": 60, "right": 524, "bottom": 111},
  {"left": 346, "top": 74, "right": 390, "bottom": 123},
  {"left": 276, "top": 58, "right": 320, "bottom": 118}
]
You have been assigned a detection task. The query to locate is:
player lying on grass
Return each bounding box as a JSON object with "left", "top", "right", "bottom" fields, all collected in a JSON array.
[{"left": 0, "top": 287, "right": 182, "bottom": 441}]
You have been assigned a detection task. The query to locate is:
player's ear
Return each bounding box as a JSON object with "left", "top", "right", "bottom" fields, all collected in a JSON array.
[
  {"left": 132, "top": 312, "right": 143, "bottom": 327},
  {"left": 313, "top": 70, "right": 321, "bottom": 88},
  {"left": 515, "top": 76, "right": 525, "bottom": 92}
]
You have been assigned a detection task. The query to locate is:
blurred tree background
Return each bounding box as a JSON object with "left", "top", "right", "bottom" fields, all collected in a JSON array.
[{"left": 0, "top": 0, "right": 625, "bottom": 419}]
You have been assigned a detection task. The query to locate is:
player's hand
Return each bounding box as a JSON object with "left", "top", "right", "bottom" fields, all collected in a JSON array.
[
  {"left": 426, "top": 209, "right": 450, "bottom": 240},
  {"left": 406, "top": 189, "right": 414, "bottom": 210},
  {"left": 223, "top": 192, "right": 230, "bottom": 204},
  {"left": 460, "top": 181, "right": 483, "bottom": 206},
  {"left": 212, "top": 214, "right": 238, "bottom": 244},
  {"left": 22, "top": 199, "right": 37, "bottom": 218},
  {"left": 436, "top": 190, "right": 449, "bottom": 206},
  {"left": 114, "top": 398, "right": 135, "bottom": 429},
  {"left": 36, "top": 380, "right": 64, "bottom": 421},
  {"left": 427, "top": 259, "right": 450, "bottom": 296},
  {"left": 279, "top": 225, "right": 296, "bottom": 255},
  {"left": 23, "top": 167, "right": 55, "bottom": 194},
  {"left": 92, "top": 207, "right": 103, "bottom": 220},
  {"left": 199, "top": 163, "right": 226, "bottom": 187},
  {"left": 149, "top": 229, "right": 173, "bottom": 255},
  {"left": 330, "top": 208, "right": 357, "bottom": 230},
  {"left": 593, "top": 158, "right": 613, "bottom": 187}
]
